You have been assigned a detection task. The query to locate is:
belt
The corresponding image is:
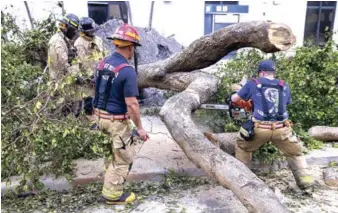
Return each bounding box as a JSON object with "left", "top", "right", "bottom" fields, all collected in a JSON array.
[
  {"left": 254, "top": 120, "right": 291, "bottom": 130},
  {"left": 94, "top": 109, "right": 129, "bottom": 121}
]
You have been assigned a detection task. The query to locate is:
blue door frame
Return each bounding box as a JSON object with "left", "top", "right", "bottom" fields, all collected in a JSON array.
[
  {"left": 204, "top": 3, "right": 249, "bottom": 35},
  {"left": 204, "top": 2, "right": 249, "bottom": 59}
]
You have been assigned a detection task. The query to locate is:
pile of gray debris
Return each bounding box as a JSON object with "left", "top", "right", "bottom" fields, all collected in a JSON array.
[{"left": 96, "top": 19, "right": 184, "bottom": 65}]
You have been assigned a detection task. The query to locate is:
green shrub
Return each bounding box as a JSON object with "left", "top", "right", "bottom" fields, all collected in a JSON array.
[
  {"left": 1, "top": 11, "right": 111, "bottom": 191},
  {"left": 277, "top": 41, "right": 338, "bottom": 129}
]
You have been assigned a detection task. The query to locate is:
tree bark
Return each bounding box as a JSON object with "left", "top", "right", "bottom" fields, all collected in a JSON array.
[
  {"left": 204, "top": 132, "right": 237, "bottom": 155},
  {"left": 308, "top": 126, "right": 338, "bottom": 142},
  {"left": 136, "top": 21, "right": 296, "bottom": 212}
]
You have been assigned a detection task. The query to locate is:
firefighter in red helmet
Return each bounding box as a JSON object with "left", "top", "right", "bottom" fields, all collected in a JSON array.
[{"left": 93, "top": 24, "right": 148, "bottom": 205}]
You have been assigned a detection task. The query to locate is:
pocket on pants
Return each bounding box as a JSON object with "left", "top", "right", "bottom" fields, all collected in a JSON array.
[
  {"left": 273, "top": 127, "right": 292, "bottom": 141},
  {"left": 117, "top": 145, "right": 136, "bottom": 165}
]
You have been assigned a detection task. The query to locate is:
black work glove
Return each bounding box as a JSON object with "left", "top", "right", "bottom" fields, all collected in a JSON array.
[
  {"left": 75, "top": 76, "right": 86, "bottom": 85},
  {"left": 90, "top": 75, "right": 96, "bottom": 84}
]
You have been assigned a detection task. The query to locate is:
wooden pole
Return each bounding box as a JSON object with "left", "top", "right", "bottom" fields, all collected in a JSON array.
[
  {"left": 148, "top": 1, "right": 155, "bottom": 29},
  {"left": 24, "top": 1, "right": 34, "bottom": 29}
]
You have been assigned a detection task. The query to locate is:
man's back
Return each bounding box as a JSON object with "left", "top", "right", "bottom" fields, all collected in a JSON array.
[
  {"left": 237, "top": 77, "right": 292, "bottom": 121},
  {"left": 95, "top": 52, "right": 138, "bottom": 115},
  {"left": 48, "top": 32, "right": 69, "bottom": 80}
]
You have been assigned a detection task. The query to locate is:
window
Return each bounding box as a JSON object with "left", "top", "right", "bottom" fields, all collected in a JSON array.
[
  {"left": 204, "top": 1, "right": 247, "bottom": 60},
  {"left": 88, "top": 1, "right": 128, "bottom": 25},
  {"left": 304, "top": 1, "right": 336, "bottom": 45},
  {"left": 206, "top": 1, "right": 239, "bottom": 5},
  {"left": 214, "top": 14, "right": 239, "bottom": 31},
  {"left": 308, "top": 1, "right": 337, "bottom": 7},
  {"left": 88, "top": 3, "right": 108, "bottom": 25}
]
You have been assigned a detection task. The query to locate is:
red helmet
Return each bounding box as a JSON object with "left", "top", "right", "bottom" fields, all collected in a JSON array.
[{"left": 107, "top": 24, "right": 141, "bottom": 46}]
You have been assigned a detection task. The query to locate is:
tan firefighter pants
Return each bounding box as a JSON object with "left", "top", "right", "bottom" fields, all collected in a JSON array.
[
  {"left": 235, "top": 123, "right": 313, "bottom": 187},
  {"left": 96, "top": 112, "right": 137, "bottom": 200}
]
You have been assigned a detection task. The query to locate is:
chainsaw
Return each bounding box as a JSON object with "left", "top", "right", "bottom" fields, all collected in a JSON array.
[
  {"left": 198, "top": 76, "right": 252, "bottom": 124},
  {"left": 199, "top": 95, "right": 251, "bottom": 124}
]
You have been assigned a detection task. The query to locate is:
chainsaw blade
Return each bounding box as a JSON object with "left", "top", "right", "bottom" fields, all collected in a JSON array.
[{"left": 199, "top": 104, "right": 230, "bottom": 110}]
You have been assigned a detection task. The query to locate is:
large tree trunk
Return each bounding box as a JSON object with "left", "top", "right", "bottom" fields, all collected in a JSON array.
[
  {"left": 136, "top": 21, "right": 295, "bottom": 212},
  {"left": 308, "top": 126, "right": 338, "bottom": 142}
]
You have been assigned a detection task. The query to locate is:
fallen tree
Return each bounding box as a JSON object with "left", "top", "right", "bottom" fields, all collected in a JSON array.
[
  {"left": 136, "top": 21, "right": 295, "bottom": 213},
  {"left": 308, "top": 126, "right": 338, "bottom": 142}
]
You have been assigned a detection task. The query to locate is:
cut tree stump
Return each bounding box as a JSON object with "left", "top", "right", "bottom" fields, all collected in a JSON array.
[
  {"left": 308, "top": 126, "right": 338, "bottom": 142},
  {"left": 323, "top": 167, "right": 338, "bottom": 187}
]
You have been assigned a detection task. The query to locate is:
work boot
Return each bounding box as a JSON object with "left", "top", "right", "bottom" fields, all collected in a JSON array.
[
  {"left": 104, "top": 192, "right": 136, "bottom": 205},
  {"left": 296, "top": 175, "right": 314, "bottom": 190},
  {"left": 286, "top": 156, "right": 314, "bottom": 190}
]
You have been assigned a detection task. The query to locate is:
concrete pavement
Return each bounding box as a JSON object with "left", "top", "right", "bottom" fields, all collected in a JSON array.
[{"left": 2, "top": 116, "right": 338, "bottom": 196}]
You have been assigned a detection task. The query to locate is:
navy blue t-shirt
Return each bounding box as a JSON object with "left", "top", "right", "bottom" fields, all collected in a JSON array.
[
  {"left": 237, "top": 77, "right": 292, "bottom": 121},
  {"left": 95, "top": 52, "right": 139, "bottom": 114}
]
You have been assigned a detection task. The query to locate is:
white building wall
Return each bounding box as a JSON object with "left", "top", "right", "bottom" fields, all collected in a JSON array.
[
  {"left": 239, "top": 0, "right": 307, "bottom": 46},
  {"left": 1, "top": 1, "right": 87, "bottom": 30},
  {"left": 332, "top": 6, "right": 338, "bottom": 43},
  {"left": 63, "top": 1, "right": 88, "bottom": 18},
  {"left": 129, "top": 1, "right": 205, "bottom": 46},
  {"left": 1, "top": 2, "right": 59, "bottom": 30},
  {"left": 2, "top": 1, "right": 338, "bottom": 46}
]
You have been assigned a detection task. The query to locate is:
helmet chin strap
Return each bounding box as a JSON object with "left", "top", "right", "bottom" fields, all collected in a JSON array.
[
  {"left": 134, "top": 47, "right": 138, "bottom": 74},
  {"left": 63, "top": 27, "right": 77, "bottom": 40},
  {"left": 80, "top": 32, "right": 94, "bottom": 42}
]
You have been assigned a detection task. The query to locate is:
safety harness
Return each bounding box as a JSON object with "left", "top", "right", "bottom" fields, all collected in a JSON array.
[
  {"left": 239, "top": 78, "right": 287, "bottom": 141},
  {"left": 93, "top": 57, "right": 131, "bottom": 112},
  {"left": 252, "top": 78, "right": 285, "bottom": 121}
]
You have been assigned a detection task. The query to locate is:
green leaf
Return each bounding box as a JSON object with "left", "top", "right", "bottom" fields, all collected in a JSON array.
[
  {"left": 52, "top": 138, "right": 57, "bottom": 147},
  {"left": 34, "top": 101, "right": 42, "bottom": 112}
]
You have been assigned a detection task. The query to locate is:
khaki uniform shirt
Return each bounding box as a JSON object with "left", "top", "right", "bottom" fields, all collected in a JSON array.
[
  {"left": 74, "top": 35, "right": 105, "bottom": 78},
  {"left": 47, "top": 31, "right": 77, "bottom": 80}
]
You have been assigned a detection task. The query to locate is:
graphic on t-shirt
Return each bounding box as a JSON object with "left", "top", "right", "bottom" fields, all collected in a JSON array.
[{"left": 264, "top": 88, "right": 279, "bottom": 114}]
